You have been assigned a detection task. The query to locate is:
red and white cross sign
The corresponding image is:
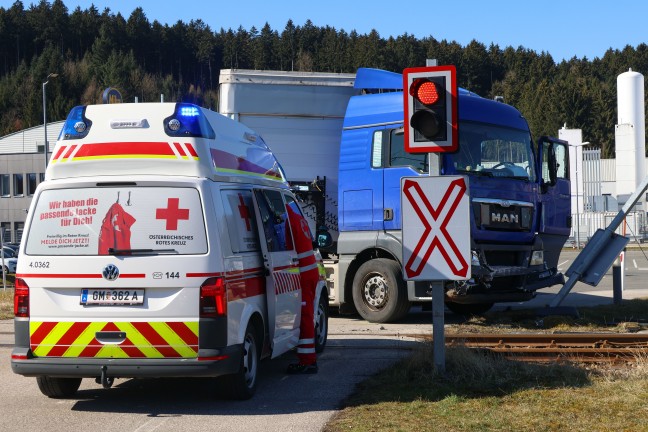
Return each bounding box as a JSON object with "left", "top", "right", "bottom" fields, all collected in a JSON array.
[
  {"left": 401, "top": 176, "right": 471, "bottom": 281},
  {"left": 156, "top": 197, "right": 190, "bottom": 230}
]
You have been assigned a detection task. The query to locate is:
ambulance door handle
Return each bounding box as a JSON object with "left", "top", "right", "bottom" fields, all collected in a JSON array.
[
  {"left": 263, "top": 257, "right": 271, "bottom": 276},
  {"left": 292, "top": 258, "right": 299, "bottom": 266}
]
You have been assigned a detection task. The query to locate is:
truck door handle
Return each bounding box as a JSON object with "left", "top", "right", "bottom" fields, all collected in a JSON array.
[{"left": 384, "top": 208, "right": 394, "bottom": 221}]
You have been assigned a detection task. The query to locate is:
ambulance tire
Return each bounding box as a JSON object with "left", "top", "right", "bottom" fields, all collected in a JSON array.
[
  {"left": 315, "top": 292, "right": 328, "bottom": 353},
  {"left": 352, "top": 259, "right": 411, "bottom": 323},
  {"left": 220, "top": 322, "right": 260, "bottom": 400},
  {"left": 36, "top": 376, "right": 82, "bottom": 398}
]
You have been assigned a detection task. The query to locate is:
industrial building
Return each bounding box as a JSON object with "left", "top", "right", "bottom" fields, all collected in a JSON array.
[{"left": 0, "top": 121, "right": 63, "bottom": 243}]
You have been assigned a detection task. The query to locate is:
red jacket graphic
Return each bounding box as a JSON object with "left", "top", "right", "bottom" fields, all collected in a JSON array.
[{"left": 98, "top": 202, "right": 136, "bottom": 254}]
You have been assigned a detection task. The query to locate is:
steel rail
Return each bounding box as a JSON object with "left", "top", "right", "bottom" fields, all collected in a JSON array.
[{"left": 444, "top": 333, "right": 648, "bottom": 363}]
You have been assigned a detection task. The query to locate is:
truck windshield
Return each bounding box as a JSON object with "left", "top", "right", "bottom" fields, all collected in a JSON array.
[{"left": 448, "top": 121, "right": 536, "bottom": 182}]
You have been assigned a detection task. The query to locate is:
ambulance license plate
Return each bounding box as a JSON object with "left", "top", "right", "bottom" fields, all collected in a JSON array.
[{"left": 81, "top": 289, "right": 145, "bottom": 305}]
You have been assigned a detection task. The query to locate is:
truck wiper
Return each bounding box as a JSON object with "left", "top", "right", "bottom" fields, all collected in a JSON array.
[
  {"left": 459, "top": 170, "right": 493, "bottom": 177},
  {"left": 108, "top": 248, "right": 179, "bottom": 255}
]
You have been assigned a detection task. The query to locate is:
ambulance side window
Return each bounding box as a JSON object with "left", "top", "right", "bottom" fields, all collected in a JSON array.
[
  {"left": 220, "top": 189, "right": 260, "bottom": 253},
  {"left": 254, "top": 189, "right": 290, "bottom": 252}
]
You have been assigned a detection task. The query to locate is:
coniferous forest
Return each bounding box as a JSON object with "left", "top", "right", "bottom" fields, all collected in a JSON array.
[{"left": 2, "top": 0, "right": 648, "bottom": 158}]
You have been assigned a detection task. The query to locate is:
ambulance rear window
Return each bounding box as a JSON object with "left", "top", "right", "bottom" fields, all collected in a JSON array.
[{"left": 25, "top": 186, "right": 207, "bottom": 256}]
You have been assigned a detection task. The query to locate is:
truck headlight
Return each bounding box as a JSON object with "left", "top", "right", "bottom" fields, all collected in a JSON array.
[{"left": 530, "top": 250, "right": 544, "bottom": 266}]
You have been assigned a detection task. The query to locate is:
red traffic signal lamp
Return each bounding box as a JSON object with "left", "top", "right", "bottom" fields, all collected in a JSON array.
[{"left": 403, "top": 65, "right": 458, "bottom": 153}]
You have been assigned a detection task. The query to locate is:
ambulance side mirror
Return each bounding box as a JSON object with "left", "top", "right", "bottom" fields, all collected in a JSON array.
[{"left": 315, "top": 228, "right": 333, "bottom": 249}]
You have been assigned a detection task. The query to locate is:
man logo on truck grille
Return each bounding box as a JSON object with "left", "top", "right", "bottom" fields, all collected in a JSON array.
[{"left": 103, "top": 264, "right": 120, "bottom": 281}]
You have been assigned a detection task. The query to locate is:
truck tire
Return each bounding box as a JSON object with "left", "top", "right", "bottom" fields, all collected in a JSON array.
[
  {"left": 36, "top": 376, "right": 82, "bottom": 398},
  {"left": 220, "top": 323, "right": 260, "bottom": 400},
  {"left": 352, "top": 259, "right": 410, "bottom": 323},
  {"left": 315, "top": 292, "right": 328, "bottom": 353},
  {"left": 445, "top": 301, "right": 494, "bottom": 316}
]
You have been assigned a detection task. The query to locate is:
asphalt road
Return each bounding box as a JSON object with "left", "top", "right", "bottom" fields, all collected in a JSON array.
[
  {"left": 0, "top": 322, "right": 419, "bottom": 432},
  {"left": 0, "top": 248, "right": 647, "bottom": 432}
]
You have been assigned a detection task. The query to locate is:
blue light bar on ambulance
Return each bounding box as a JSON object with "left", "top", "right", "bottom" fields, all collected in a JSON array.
[
  {"left": 164, "top": 102, "right": 215, "bottom": 139},
  {"left": 59, "top": 106, "right": 92, "bottom": 140}
]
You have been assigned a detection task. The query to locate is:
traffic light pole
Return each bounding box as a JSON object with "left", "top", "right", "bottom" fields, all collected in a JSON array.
[{"left": 428, "top": 153, "right": 446, "bottom": 373}]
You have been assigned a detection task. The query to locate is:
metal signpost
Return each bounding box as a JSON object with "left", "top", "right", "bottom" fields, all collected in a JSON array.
[
  {"left": 401, "top": 176, "right": 471, "bottom": 372},
  {"left": 402, "top": 64, "right": 463, "bottom": 373}
]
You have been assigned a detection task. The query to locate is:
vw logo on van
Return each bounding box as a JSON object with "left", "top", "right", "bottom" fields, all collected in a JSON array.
[{"left": 102, "top": 264, "right": 120, "bottom": 281}]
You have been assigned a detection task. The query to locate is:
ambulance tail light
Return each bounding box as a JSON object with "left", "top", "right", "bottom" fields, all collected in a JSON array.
[
  {"left": 60, "top": 106, "right": 92, "bottom": 140},
  {"left": 200, "top": 277, "right": 227, "bottom": 317},
  {"left": 14, "top": 278, "right": 29, "bottom": 318},
  {"left": 164, "top": 102, "right": 216, "bottom": 139}
]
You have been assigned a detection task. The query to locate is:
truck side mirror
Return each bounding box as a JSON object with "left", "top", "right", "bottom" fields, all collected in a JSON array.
[{"left": 315, "top": 228, "right": 333, "bottom": 249}]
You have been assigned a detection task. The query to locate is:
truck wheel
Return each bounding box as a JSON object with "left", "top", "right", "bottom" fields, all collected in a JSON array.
[
  {"left": 220, "top": 323, "right": 260, "bottom": 400},
  {"left": 445, "top": 302, "right": 494, "bottom": 316},
  {"left": 36, "top": 376, "right": 82, "bottom": 398},
  {"left": 352, "top": 259, "right": 410, "bottom": 323},
  {"left": 315, "top": 292, "right": 328, "bottom": 353}
]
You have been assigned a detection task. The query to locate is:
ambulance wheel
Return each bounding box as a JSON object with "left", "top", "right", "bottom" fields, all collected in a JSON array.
[
  {"left": 445, "top": 301, "right": 494, "bottom": 316},
  {"left": 36, "top": 376, "right": 82, "bottom": 398},
  {"left": 221, "top": 323, "right": 260, "bottom": 400},
  {"left": 315, "top": 292, "right": 328, "bottom": 353},
  {"left": 352, "top": 259, "right": 410, "bottom": 323}
]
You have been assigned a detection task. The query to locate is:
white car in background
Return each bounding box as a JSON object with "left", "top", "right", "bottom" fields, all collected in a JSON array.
[{"left": 2, "top": 257, "right": 17, "bottom": 274}]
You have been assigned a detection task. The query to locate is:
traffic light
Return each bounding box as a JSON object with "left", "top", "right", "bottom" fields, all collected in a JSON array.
[{"left": 403, "top": 65, "right": 458, "bottom": 153}]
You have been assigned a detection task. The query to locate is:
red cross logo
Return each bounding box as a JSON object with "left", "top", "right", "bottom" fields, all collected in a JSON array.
[
  {"left": 403, "top": 178, "right": 468, "bottom": 278},
  {"left": 238, "top": 193, "right": 252, "bottom": 231},
  {"left": 156, "top": 198, "right": 189, "bottom": 230}
]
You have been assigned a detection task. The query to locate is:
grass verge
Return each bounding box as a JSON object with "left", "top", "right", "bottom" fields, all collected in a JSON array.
[
  {"left": 324, "top": 344, "right": 648, "bottom": 432},
  {"left": 0, "top": 284, "right": 13, "bottom": 320},
  {"left": 325, "top": 299, "right": 648, "bottom": 431}
]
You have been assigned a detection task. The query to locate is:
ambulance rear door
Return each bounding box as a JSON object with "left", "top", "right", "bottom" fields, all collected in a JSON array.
[
  {"left": 19, "top": 180, "right": 210, "bottom": 362},
  {"left": 252, "top": 188, "right": 301, "bottom": 357}
]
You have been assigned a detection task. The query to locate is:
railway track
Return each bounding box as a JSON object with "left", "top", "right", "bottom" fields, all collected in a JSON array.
[{"left": 441, "top": 333, "right": 648, "bottom": 363}]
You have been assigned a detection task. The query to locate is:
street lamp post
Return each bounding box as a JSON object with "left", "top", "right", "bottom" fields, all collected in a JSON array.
[{"left": 43, "top": 73, "right": 58, "bottom": 172}]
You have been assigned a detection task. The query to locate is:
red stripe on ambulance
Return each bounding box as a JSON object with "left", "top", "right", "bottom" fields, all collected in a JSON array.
[
  {"left": 30, "top": 322, "right": 58, "bottom": 348},
  {"left": 166, "top": 322, "right": 199, "bottom": 347},
  {"left": 131, "top": 322, "right": 182, "bottom": 357},
  {"left": 45, "top": 322, "right": 91, "bottom": 357}
]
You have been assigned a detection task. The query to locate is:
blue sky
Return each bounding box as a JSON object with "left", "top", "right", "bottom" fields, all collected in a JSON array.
[{"left": 9, "top": 0, "right": 648, "bottom": 62}]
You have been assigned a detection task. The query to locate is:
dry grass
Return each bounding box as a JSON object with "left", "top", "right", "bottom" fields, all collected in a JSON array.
[
  {"left": 451, "top": 298, "right": 648, "bottom": 334},
  {"left": 0, "top": 286, "right": 13, "bottom": 320},
  {"left": 325, "top": 343, "right": 648, "bottom": 432},
  {"left": 324, "top": 299, "right": 648, "bottom": 431}
]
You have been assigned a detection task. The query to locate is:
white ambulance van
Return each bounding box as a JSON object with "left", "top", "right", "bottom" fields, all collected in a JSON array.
[{"left": 11, "top": 102, "right": 328, "bottom": 400}]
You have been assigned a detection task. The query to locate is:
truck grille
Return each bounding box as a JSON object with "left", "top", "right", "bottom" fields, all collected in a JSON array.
[{"left": 472, "top": 198, "right": 533, "bottom": 232}]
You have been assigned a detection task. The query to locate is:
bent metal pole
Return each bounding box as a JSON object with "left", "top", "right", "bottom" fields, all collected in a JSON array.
[{"left": 550, "top": 175, "right": 648, "bottom": 307}]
